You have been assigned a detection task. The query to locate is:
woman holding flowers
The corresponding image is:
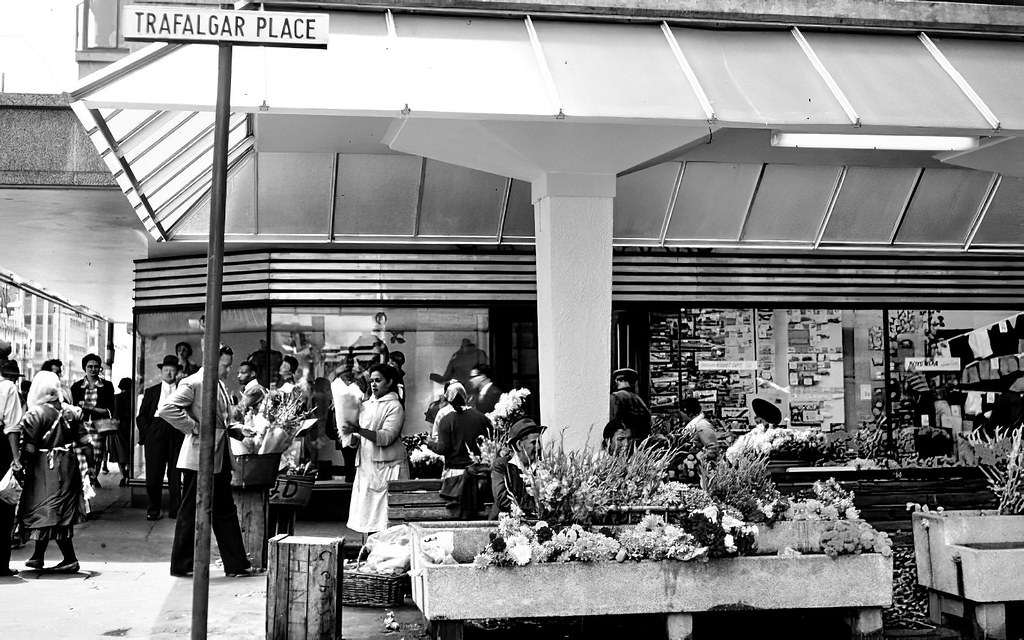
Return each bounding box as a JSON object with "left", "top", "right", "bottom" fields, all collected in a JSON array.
[{"left": 342, "top": 363, "right": 407, "bottom": 534}]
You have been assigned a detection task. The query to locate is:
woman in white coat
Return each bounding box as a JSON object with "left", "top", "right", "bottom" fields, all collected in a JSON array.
[{"left": 342, "top": 364, "right": 407, "bottom": 534}]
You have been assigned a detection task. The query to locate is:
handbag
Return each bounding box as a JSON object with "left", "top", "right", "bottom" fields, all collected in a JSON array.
[
  {"left": 0, "top": 466, "right": 22, "bottom": 506},
  {"left": 93, "top": 409, "right": 120, "bottom": 435},
  {"left": 438, "top": 472, "right": 465, "bottom": 502}
]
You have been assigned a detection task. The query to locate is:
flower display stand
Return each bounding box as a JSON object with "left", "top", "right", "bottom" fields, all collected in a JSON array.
[
  {"left": 913, "top": 510, "right": 1024, "bottom": 639},
  {"left": 410, "top": 524, "right": 892, "bottom": 640}
]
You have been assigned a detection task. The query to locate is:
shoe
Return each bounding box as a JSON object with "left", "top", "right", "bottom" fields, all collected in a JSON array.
[
  {"left": 0, "top": 568, "right": 18, "bottom": 577},
  {"left": 102, "top": 467, "right": 110, "bottom": 474},
  {"left": 170, "top": 570, "right": 193, "bottom": 578},
  {"left": 49, "top": 560, "right": 79, "bottom": 574},
  {"left": 225, "top": 567, "right": 262, "bottom": 578},
  {"left": 119, "top": 477, "right": 128, "bottom": 487},
  {"left": 146, "top": 513, "right": 162, "bottom": 521},
  {"left": 24, "top": 558, "right": 43, "bottom": 570},
  {"left": 91, "top": 477, "right": 101, "bottom": 488}
]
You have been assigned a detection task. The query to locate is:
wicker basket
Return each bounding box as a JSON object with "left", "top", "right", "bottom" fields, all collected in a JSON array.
[{"left": 341, "top": 547, "right": 408, "bottom": 608}]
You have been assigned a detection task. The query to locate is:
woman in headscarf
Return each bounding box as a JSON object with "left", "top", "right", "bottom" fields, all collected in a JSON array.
[
  {"left": 5, "top": 371, "right": 94, "bottom": 573},
  {"left": 428, "top": 381, "right": 491, "bottom": 477}
]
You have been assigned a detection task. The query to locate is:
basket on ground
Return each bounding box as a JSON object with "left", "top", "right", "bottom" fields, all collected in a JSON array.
[{"left": 342, "top": 547, "right": 408, "bottom": 608}]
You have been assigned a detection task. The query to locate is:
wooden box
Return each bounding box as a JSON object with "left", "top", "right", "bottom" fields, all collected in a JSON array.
[{"left": 267, "top": 534, "right": 345, "bottom": 640}]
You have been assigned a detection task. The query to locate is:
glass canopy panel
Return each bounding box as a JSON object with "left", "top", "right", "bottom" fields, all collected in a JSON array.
[
  {"left": 419, "top": 161, "right": 505, "bottom": 237},
  {"left": 895, "top": 169, "right": 993, "bottom": 244},
  {"left": 532, "top": 20, "right": 706, "bottom": 119},
  {"left": 821, "top": 167, "right": 918, "bottom": 243},
  {"left": 742, "top": 164, "right": 841, "bottom": 242},
  {"left": 502, "top": 180, "right": 534, "bottom": 239},
  {"left": 132, "top": 113, "right": 215, "bottom": 187},
  {"left": 256, "top": 153, "right": 334, "bottom": 235},
  {"left": 672, "top": 29, "right": 849, "bottom": 126},
  {"left": 156, "top": 135, "right": 252, "bottom": 231},
  {"left": 103, "top": 108, "right": 158, "bottom": 144},
  {"left": 84, "top": 44, "right": 221, "bottom": 111},
  {"left": 168, "top": 147, "right": 256, "bottom": 237},
  {"left": 333, "top": 154, "right": 421, "bottom": 236},
  {"left": 965, "top": 177, "right": 1024, "bottom": 247},
  {"left": 930, "top": 38, "right": 1024, "bottom": 132},
  {"left": 391, "top": 15, "right": 551, "bottom": 117},
  {"left": 803, "top": 33, "right": 989, "bottom": 129},
  {"left": 665, "top": 162, "right": 760, "bottom": 241},
  {"left": 613, "top": 164, "right": 679, "bottom": 241}
]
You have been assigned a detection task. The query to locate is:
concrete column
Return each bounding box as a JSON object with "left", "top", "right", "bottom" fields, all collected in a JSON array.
[{"left": 532, "top": 172, "right": 615, "bottom": 452}]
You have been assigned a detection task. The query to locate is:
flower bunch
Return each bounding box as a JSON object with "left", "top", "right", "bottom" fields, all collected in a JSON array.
[
  {"left": 476, "top": 388, "right": 532, "bottom": 464},
  {"left": 408, "top": 444, "right": 444, "bottom": 467},
  {"left": 240, "top": 389, "right": 312, "bottom": 455},
  {"left": 645, "top": 481, "right": 714, "bottom": 512},
  {"left": 615, "top": 514, "right": 704, "bottom": 562},
  {"left": 472, "top": 509, "right": 619, "bottom": 569},
  {"left": 703, "top": 451, "right": 786, "bottom": 523},
  {"left": 726, "top": 426, "right": 828, "bottom": 463},
  {"left": 820, "top": 519, "right": 892, "bottom": 558},
  {"left": 676, "top": 504, "right": 758, "bottom": 558}
]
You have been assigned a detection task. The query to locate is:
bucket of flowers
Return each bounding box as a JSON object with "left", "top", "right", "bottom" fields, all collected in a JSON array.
[
  {"left": 403, "top": 433, "right": 444, "bottom": 479},
  {"left": 231, "top": 389, "right": 315, "bottom": 488},
  {"left": 477, "top": 388, "right": 531, "bottom": 464}
]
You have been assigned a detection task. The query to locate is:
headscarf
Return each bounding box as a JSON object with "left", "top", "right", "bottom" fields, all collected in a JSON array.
[
  {"left": 26, "top": 371, "right": 62, "bottom": 409},
  {"left": 443, "top": 381, "right": 468, "bottom": 404}
]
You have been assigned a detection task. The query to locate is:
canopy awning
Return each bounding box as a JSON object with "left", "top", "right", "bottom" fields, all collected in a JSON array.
[{"left": 69, "top": 9, "right": 1024, "bottom": 248}]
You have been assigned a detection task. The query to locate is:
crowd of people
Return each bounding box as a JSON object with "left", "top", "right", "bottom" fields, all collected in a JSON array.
[{"left": 0, "top": 343, "right": 135, "bottom": 577}]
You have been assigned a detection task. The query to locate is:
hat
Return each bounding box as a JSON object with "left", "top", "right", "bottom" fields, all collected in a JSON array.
[
  {"left": 0, "top": 360, "right": 22, "bottom": 379},
  {"left": 157, "top": 355, "right": 182, "bottom": 370},
  {"left": 506, "top": 417, "right": 546, "bottom": 446},
  {"left": 751, "top": 397, "right": 783, "bottom": 426},
  {"left": 612, "top": 368, "right": 639, "bottom": 384}
]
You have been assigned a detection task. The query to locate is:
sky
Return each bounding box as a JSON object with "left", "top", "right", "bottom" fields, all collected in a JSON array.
[{"left": 0, "top": 0, "right": 80, "bottom": 93}]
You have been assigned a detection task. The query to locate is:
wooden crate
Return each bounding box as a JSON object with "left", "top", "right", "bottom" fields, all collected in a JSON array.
[
  {"left": 267, "top": 534, "right": 344, "bottom": 640},
  {"left": 387, "top": 479, "right": 491, "bottom": 522},
  {"left": 233, "top": 487, "right": 270, "bottom": 569}
]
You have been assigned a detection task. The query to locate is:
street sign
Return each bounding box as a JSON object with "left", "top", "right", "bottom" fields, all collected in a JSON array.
[{"left": 123, "top": 5, "right": 329, "bottom": 48}]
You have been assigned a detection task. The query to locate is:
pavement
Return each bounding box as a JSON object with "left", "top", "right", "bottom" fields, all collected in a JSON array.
[{"left": 0, "top": 474, "right": 427, "bottom": 640}]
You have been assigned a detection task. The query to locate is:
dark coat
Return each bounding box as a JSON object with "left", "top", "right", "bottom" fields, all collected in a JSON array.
[
  {"left": 490, "top": 453, "right": 535, "bottom": 518},
  {"left": 471, "top": 383, "right": 502, "bottom": 416},
  {"left": 70, "top": 377, "right": 115, "bottom": 420},
  {"left": 136, "top": 383, "right": 175, "bottom": 446},
  {"left": 610, "top": 389, "right": 652, "bottom": 440},
  {"left": 428, "top": 407, "right": 491, "bottom": 470}
]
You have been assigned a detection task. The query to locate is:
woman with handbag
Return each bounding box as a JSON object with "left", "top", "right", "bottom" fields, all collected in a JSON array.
[
  {"left": 70, "top": 353, "right": 114, "bottom": 485},
  {"left": 6, "top": 371, "right": 94, "bottom": 573},
  {"left": 342, "top": 364, "right": 407, "bottom": 535}
]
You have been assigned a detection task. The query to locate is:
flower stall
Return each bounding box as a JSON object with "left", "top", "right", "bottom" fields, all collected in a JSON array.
[
  {"left": 407, "top": 439, "right": 893, "bottom": 640},
  {"left": 911, "top": 427, "right": 1024, "bottom": 640}
]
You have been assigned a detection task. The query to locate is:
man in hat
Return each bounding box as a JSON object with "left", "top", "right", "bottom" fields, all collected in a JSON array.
[
  {"left": 0, "top": 359, "right": 23, "bottom": 576},
  {"left": 490, "top": 417, "right": 545, "bottom": 518},
  {"left": 610, "top": 368, "right": 651, "bottom": 440},
  {"left": 137, "top": 355, "right": 185, "bottom": 521}
]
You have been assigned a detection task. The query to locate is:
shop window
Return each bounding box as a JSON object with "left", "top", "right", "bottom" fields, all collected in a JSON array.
[{"left": 269, "top": 307, "right": 489, "bottom": 437}]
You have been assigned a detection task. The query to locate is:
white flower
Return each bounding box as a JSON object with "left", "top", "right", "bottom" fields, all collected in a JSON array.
[
  {"left": 509, "top": 543, "right": 533, "bottom": 566},
  {"left": 721, "top": 514, "right": 744, "bottom": 531},
  {"left": 724, "top": 534, "right": 736, "bottom": 553},
  {"left": 844, "top": 506, "right": 860, "bottom": 520},
  {"left": 700, "top": 504, "right": 719, "bottom": 523}
]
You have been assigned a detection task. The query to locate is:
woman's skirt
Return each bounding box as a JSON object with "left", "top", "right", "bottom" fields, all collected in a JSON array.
[
  {"left": 346, "top": 459, "right": 407, "bottom": 534},
  {"left": 19, "top": 447, "right": 87, "bottom": 539}
]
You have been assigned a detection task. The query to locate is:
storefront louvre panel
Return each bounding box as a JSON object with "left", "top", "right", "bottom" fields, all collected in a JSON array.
[
  {"left": 673, "top": 28, "right": 848, "bottom": 126},
  {"left": 333, "top": 154, "right": 421, "bottom": 236},
  {"left": 821, "top": 167, "right": 918, "bottom": 243},
  {"left": 666, "top": 162, "right": 761, "bottom": 241},
  {"left": 803, "top": 33, "right": 989, "bottom": 129},
  {"left": 971, "top": 176, "right": 1024, "bottom": 246},
  {"left": 741, "top": 165, "right": 840, "bottom": 242},
  {"left": 614, "top": 163, "right": 678, "bottom": 240},
  {"left": 257, "top": 152, "right": 333, "bottom": 236},
  {"left": 894, "top": 168, "right": 993, "bottom": 244},
  {"left": 930, "top": 37, "right": 1024, "bottom": 132},
  {"left": 418, "top": 161, "right": 504, "bottom": 237}
]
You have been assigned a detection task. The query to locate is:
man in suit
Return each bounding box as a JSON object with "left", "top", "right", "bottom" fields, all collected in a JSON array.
[
  {"left": 468, "top": 365, "right": 502, "bottom": 415},
  {"left": 158, "top": 346, "right": 256, "bottom": 578},
  {"left": 490, "top": 417, "right": 545, "bottom": 518},
  {"left": 137, "top": 355, "right": 184, "bottom": 521}
]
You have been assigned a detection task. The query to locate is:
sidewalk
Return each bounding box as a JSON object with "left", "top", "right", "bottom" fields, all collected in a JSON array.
[{"left": 0, "top": 480, "right": 426, "bottom": 640}]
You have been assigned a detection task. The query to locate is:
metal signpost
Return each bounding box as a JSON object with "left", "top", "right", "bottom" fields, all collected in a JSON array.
[{"left": 123, "top": 6, "right": 328, "bottom": 639}]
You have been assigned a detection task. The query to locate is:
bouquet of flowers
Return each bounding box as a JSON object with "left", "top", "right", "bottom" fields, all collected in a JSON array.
[
  {"left": 476, "top": 388, "right": 531, "bottom": 464},
  {"left": 783, "top": 478, "right": 860, "bottom": 521},
  {"left": 725, "top": 426, "right": 828, "bottom": 463},
  {"left": 473, "top": 507, "right": 620, "bottom": 569},
  {"left": 239, "top": 389, "right": 314, "bottom": 457},
  {"left": 703, "top": 451, "right": 788, "bottom": 524}
]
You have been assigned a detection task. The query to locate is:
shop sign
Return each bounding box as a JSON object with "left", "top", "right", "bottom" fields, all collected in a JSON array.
[
  {"left": 904, "top": 357, "right": 960, "bottom": 372},
  {"left": 123, "top": 5, "right": 329, "bottom": 48},
  {"left": 697, "top": 360, "right": 758, "bottom": 371}
]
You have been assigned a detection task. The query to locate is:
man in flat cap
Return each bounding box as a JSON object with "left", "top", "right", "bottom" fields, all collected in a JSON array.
[
  {"left": 610, "top": 368, "right": 651, "bottom": 441},
  {"left": 490, "top": 417, "right": 545, "bottom": 518}
]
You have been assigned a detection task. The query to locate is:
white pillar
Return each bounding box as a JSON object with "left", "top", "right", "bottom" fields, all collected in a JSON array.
[{"left": 532, "top": 172, "right": 615, "bottom": 452}]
